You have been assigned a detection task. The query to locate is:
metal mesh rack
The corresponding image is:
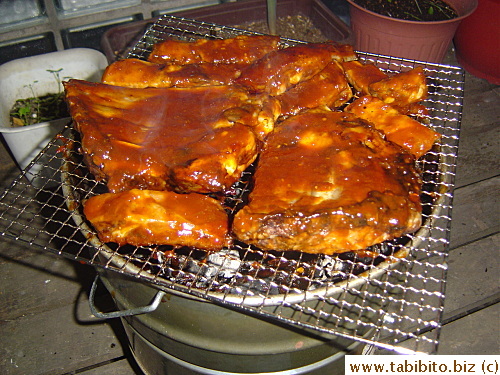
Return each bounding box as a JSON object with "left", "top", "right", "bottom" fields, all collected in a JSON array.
[{"left": 0, "top": 15, "right": 465, "bottom": 354}]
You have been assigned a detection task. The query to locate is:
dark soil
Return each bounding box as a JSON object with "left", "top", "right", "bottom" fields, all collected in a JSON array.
[
  {"left": 234, "top": 14, "right": 328, "bottom": 42},
  {"left": 351, "top": 0, "right": 458, "bottom": 21},
  {"left": 10, "top": 93, "right": 69, "bottom": 127}
]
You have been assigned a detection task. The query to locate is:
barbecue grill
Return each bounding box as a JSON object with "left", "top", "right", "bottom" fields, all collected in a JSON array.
[{"left": 0, "top": 15, "right": 464, "bottom": 373}]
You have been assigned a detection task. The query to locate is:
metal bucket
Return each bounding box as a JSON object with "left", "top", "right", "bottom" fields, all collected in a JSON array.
[{"left": 95, "top": 268, "right": 369, "bottom": 375}]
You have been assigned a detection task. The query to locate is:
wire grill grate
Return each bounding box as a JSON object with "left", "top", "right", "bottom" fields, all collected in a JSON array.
[{"left": 0, "top": 15, "right": 465, "bottom": 354}]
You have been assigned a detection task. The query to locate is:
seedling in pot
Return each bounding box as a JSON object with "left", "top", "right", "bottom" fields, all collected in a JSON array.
[{"left": 9, "top": 68, "right": 71, "bottom": 127}]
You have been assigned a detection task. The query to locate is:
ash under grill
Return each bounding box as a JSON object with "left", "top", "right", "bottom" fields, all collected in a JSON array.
[{"left": 0, "top": 15, "right": 464, "bottom": 354}]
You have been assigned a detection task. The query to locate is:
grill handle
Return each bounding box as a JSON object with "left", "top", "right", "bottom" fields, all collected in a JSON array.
[{"left": 89, "top": 275, "right": 166, "bottom": 319}]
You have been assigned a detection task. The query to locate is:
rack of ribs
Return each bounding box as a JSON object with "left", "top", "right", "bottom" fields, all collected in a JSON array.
[
  {"left": 83, "top": 189, "right": 230, "bottom": 250},
  {"left": 232, "top": 109, "right": 423, "bottom": 255},
  {"left": 64, "top": 79, "right": 280, "bottom": 194},
  {"left": 101, "top": 58, "right": 245, "bottom": 88},
  {"left": 148, "top": 34, "right": 280, "bottom": 65}
]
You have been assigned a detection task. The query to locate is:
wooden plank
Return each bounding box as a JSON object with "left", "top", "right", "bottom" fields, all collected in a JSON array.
[
  {"left": 0, "top": 288, "right": 127, "bottom": 375},
  {"left": 444, "top": 233, "right": 500, "bottom": 315},
  {"left": 77, "top": 358, "right": 138, "bottom": 375},
  {"left": 0, "top": 142, "right": 17, "bottom": 182},
  {"left": 374, "top": 298, "right": 500, "bottom": 355},
  {"left": 437, "top": 303, "right": 500, "bottom": 355},
  {"left": 380, "top": 234, "right": 500, "bottom": 348},
  {"left": 463, "top": 71, "right": 500, "bottom": 97},
  {"left": 0, "top": 236, "right": 102, "bottom": 322},
  {"left": 0, "top": 252, "right": 84, "bottom": 321},
  {"left": 450, "top": 177, "right": 500, "bottom": 249},
  {"left": 455, "top": 84, "right": 500, "bottom": 188},
  {"left": 0, "top": 236, "right": 128, "bottom": 375}
]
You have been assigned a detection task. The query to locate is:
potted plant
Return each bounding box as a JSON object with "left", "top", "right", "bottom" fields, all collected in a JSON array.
[
  {"left": 345, "top": 0, "right": 478, "bottom": 63},
  {"left": 0, "top": 48, "right": 107, "bottom": 174}
]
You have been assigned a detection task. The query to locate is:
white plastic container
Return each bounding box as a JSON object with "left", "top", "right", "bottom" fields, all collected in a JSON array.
[{"left": 0, "top": 48, "right": 107, "bottom": 177}]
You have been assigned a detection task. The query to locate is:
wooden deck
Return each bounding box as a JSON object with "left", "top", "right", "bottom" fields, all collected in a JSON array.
[{"left": 0, "top": 54, "right": 498, "bottom": 373}]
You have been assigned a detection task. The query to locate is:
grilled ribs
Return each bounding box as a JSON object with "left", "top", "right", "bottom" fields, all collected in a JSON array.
[
  {"left": 64, "top": 79, "right": 279, "bottom": 194},
  {"left": 232, "top": 110, "right": 423, "bottom": 254},
  {"left": 102, "top": 58, "right": 244, "bottom": 88},
  {"left": 276, "top": 61, "right": 352, "bottom": 116},
  {"left": 84, "top": 189, "right": 230, "bottom": 250},
  {"left": 65, "top": 35, "right": 440, "bottom": 254},
  {"left": 236, "top": 42, "right": 356, "bottom": 96},
  {"left": 368, "top": 67, "right": 428, "bottom": 107},
  {"left": 148, "top": 34, "right": 280, "bottom": 65},
  {"left": 345, "top": 95, "right": 440, "bottom": 158},
  {"left": 341, "top": 60, "right": 388, "bottom": 95}
]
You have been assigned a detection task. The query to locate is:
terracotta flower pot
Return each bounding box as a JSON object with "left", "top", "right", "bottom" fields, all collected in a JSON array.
[
  {"left": 346, "top": 0, "right": 478, "bottom": 63},
  {"left": 454, "top": 0, "right": 500, "bottom": 84}
]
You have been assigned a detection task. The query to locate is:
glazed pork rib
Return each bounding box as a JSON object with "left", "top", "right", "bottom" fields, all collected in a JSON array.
[
  {"left": 84, "top": 189, "right": 230, "bottom": 250},
  {"left": 341, "top": 63, "right": 430, "bottom": 117},
  {"left": 345, "top": 95, "right": 440, "bottom": 158},
  {"left": 102, "top": 58, "right": 244, "bottom": 88},
  {"left": 64, "top": 79, "right": 279, "bottom": 194},
  {"left": 368, "top": 67, "right": 428, "bottom": 107},
  {"left": 148, "top": 34, "right": 281, "bottom": 65},
  {"left": 276, "top": 61, "right": 353, "bottom": 116},
  {"left": 232, "top": 109, "right": 423, "bottom": 254},
  {"left": 236, "top": 42, "right": 357, "bottom": 96},
  {"left": 341, "top": 60, "right": 388, "bottom": 95}
]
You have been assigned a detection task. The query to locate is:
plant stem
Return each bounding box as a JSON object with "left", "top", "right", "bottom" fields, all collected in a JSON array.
[
  {"left": 267, "top": 0, "right": 277, "bottom": 35},
  {"left": 414, "top": 0, "right": 423, "bottom": 14}
]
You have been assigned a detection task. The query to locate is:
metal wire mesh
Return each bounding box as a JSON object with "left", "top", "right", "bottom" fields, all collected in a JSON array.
[{"left": 0, "top": 15, "right": 465, "bottom": 354}]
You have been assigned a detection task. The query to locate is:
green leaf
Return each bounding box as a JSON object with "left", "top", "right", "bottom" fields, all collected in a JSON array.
[
  {"left": 428, "top": 6, "right": 434, "bottom": 15},
  {"left": 18, "top": 106, "right": 31, "bottom": 117}
]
